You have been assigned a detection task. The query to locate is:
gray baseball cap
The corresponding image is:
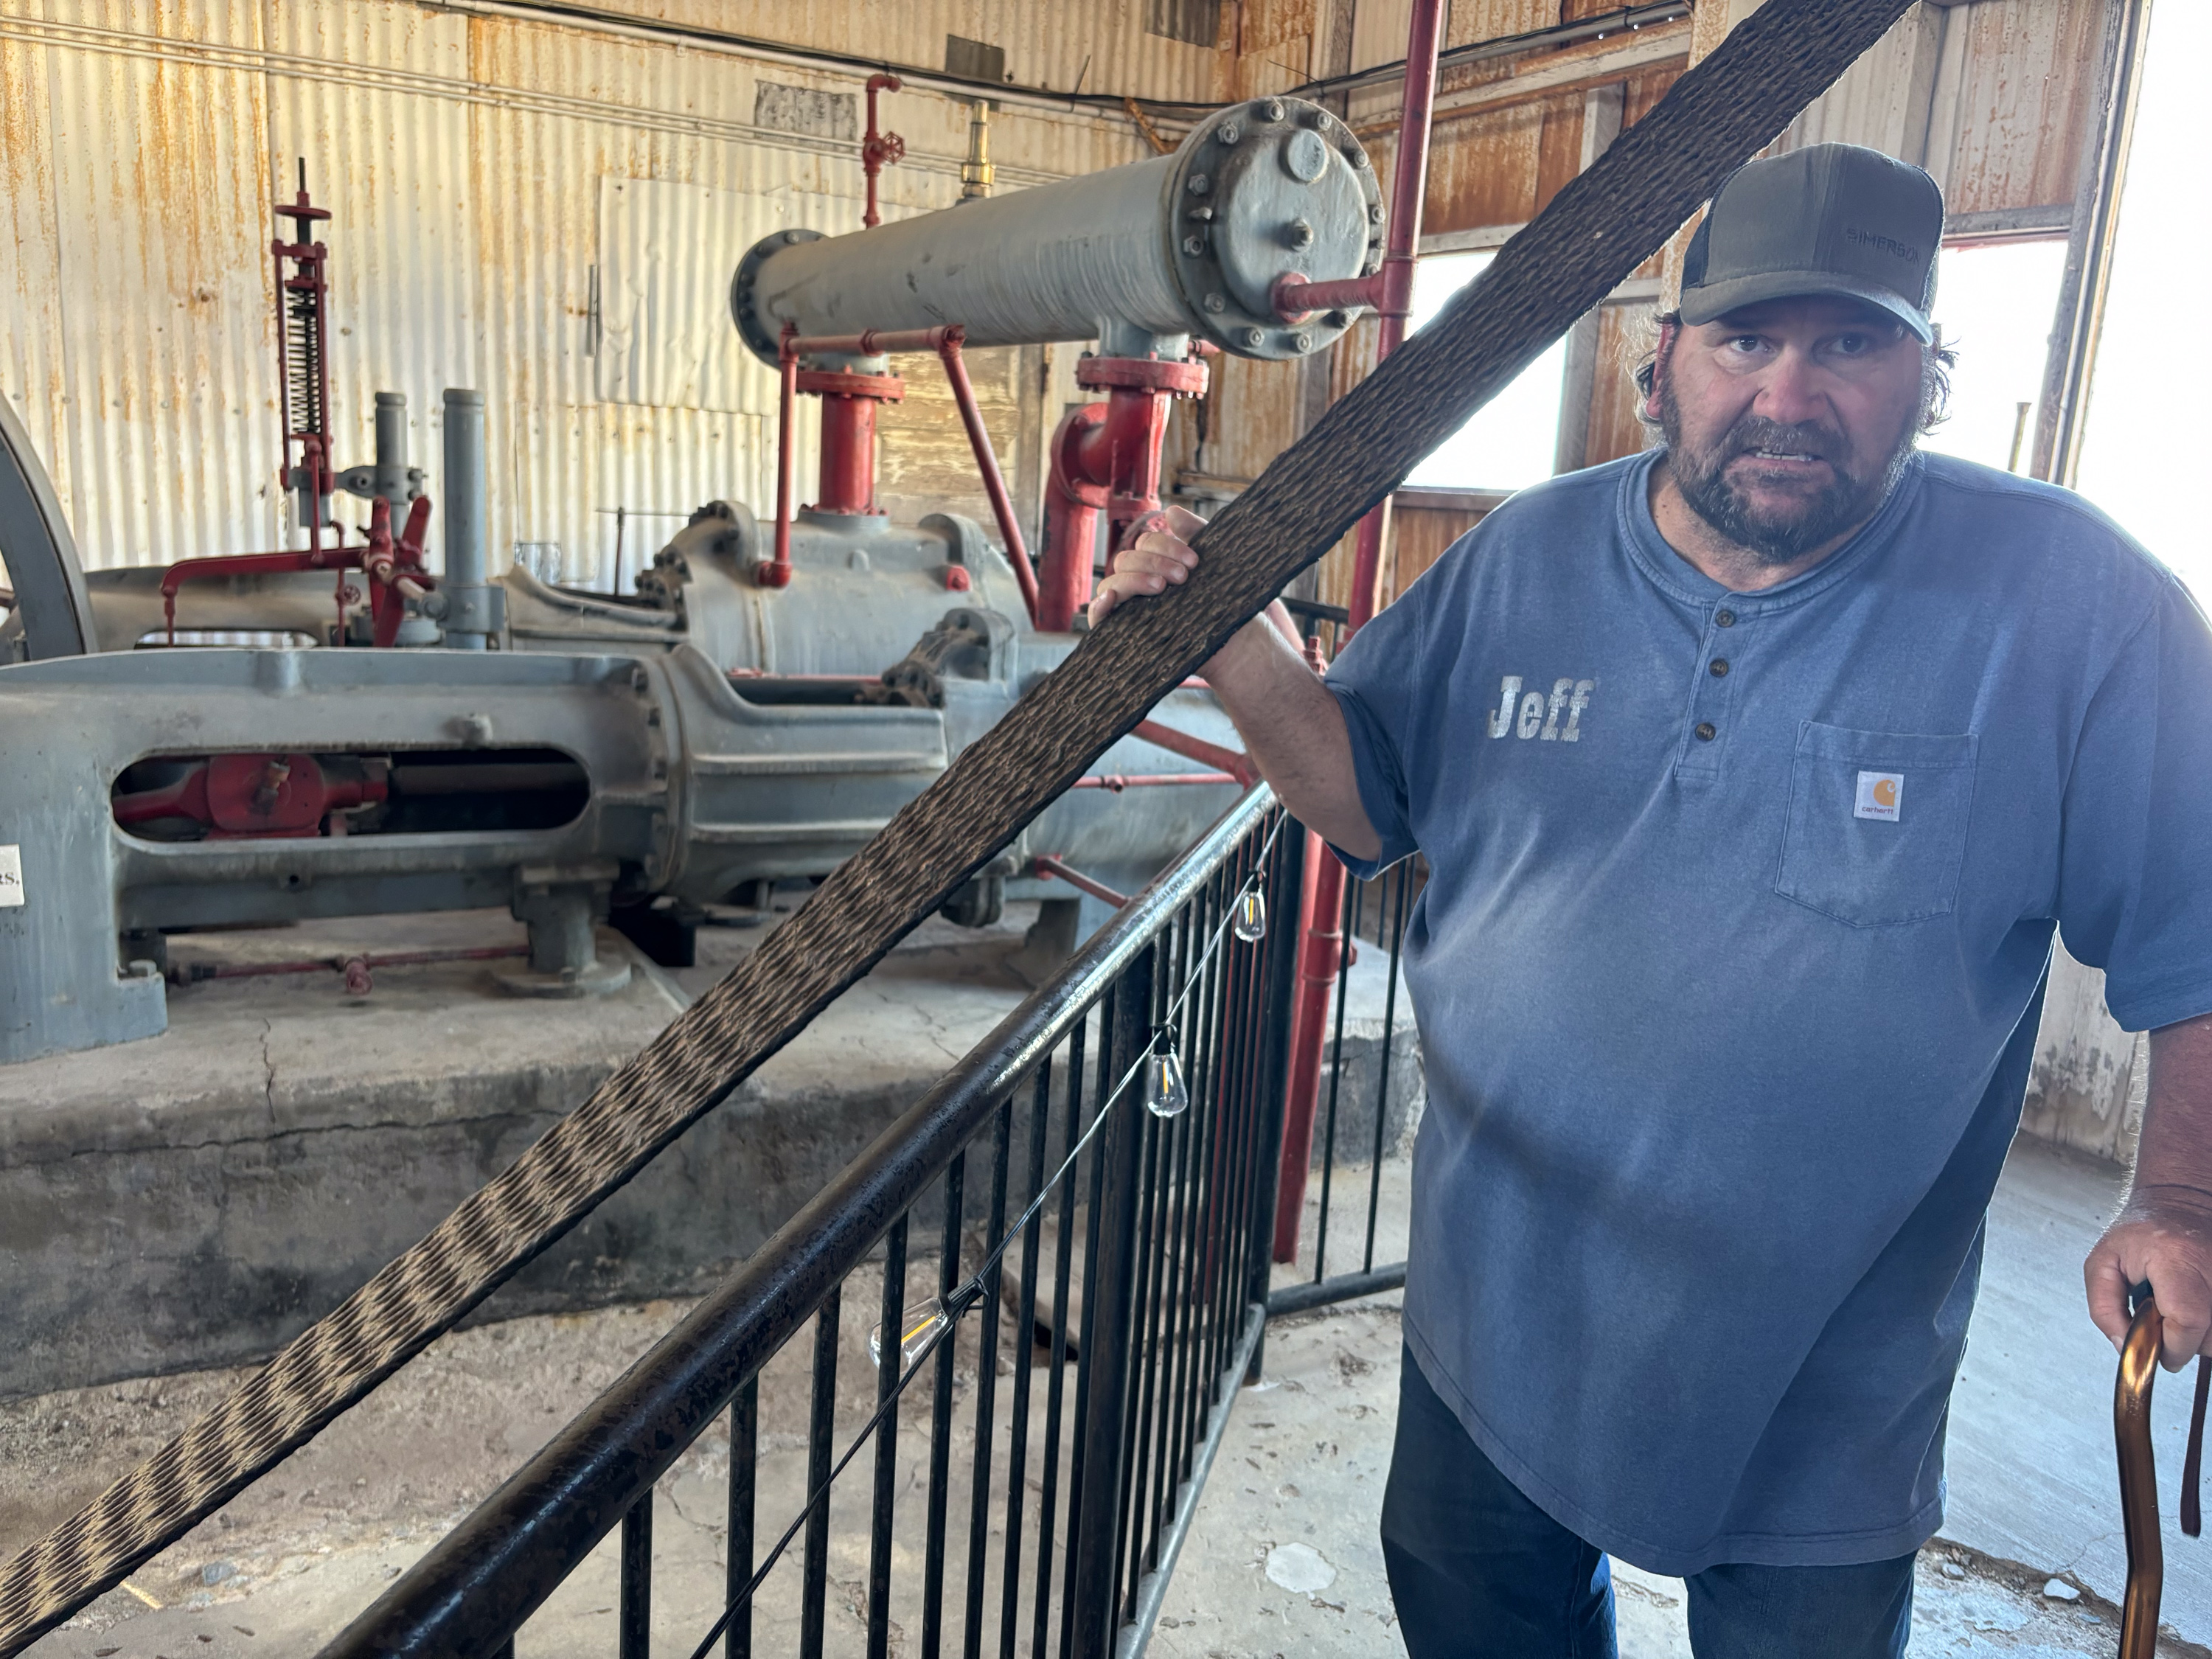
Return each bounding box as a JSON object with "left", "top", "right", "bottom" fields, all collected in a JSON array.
[{"left": 1679, "top": 143, "right": 1944, "bottom": 341}]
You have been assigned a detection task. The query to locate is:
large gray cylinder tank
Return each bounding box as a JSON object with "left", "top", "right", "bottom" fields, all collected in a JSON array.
[{"left": 731, "top": 97, "right": 1383, "bottom": 364}]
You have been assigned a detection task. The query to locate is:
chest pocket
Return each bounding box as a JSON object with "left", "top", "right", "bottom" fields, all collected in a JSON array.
[{"left": 1775, "top": 723, "right": 1978, "bottom": 927}]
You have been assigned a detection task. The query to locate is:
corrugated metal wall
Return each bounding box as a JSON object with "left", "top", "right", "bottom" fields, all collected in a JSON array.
[{"left": 0, "top": 0, "right": 1167, "bottom": 585}]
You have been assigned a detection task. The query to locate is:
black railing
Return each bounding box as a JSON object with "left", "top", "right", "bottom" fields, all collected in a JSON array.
[
  {"left": 1270, "top": 855, "right": 1420, "bottom": 1318},
  {"left": 319, "top": 789, "right": 1305, "bottom": 1659}
]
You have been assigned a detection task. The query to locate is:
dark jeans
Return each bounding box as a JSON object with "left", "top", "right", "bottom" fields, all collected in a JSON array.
[{"left": 1381, "top": 1347, "right": 1915, "bottom": 1658}]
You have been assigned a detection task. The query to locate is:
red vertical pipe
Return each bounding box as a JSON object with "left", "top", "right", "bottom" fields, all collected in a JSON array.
[
  {"left": 761, "top": 325, "right": 797, "bottom": 588},
  {"left": 1274, "top": 0, "right": 1443, "bottom": 1265},
  {"left": 1039, "top": 403, "right": 1110, "bottom": 631},
  {"left": 813, "top": 394, "right": 880, "bottom": 514}
]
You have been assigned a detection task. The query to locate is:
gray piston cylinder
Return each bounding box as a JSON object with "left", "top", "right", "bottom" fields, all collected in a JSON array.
[{"left": 731, "top": 97, "right": 1383, "bottom": 364}]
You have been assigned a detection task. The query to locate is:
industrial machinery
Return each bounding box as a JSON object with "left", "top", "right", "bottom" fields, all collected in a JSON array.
[{"left": 0, "top": 96, "right": 1381, "bottom": 1064}]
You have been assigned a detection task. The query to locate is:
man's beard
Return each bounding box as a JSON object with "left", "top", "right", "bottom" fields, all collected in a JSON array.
[{"left": 1659, "top": 382, "right": 1916, "bottom": 566}]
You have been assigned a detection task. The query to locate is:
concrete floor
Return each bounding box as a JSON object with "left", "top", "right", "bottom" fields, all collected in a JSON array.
[{"left": 9, "top": 1136, "right": 2205, "bottom": 1658}]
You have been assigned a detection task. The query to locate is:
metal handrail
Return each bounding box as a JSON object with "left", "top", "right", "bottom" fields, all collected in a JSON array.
[{"left": 319, "top": 785, "right": 1281, "bottom": 1658}]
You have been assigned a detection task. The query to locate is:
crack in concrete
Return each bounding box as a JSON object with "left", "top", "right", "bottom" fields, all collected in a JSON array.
[{"left": 258, "top": 1019, "right": 277, "bottom": 1127}]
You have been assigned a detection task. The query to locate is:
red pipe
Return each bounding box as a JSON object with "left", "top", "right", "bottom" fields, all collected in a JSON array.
[
  {"left": 808, "top": 379, "right": 889, "bottom": 515},
  {"left": 936, "top": 329, "right": 1040, "bottom": 625},
  {"left": 1071, "top": 771, "right": 1240, "bottom": 791},
  {"left": 762, "top": 323, "right": 1035, "bottom": 615},
  {"left": 1131, "top": 718, "right": 1258, "bottom": 787},
  {"left": 860, "top": 74, "right": 904, "bottom": 231},
  {"left": 762, "top": 322, "right": 799, "bottom": 588},
  {"left": 1275, "top": 0, "right": 1444, "bottom": 1265},
  {"left": 1040, "top": 403, "right": 1110, "bottom": 630},
  {"left": 1033, "top": 855, "right": 1129, "bottom": 908},
  {"left": 1037, "top": 352, "right": 1209, "bottom": 631}
]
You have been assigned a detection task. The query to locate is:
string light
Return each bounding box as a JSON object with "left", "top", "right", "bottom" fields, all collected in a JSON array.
[
  {"left": 1143, "top": 1025, "right": 1190, "bottom": 1119},
  {"left": 870, "top": 1297, "right": 951, "bottom": 1371},
  {"left": 1233, "top": 886, "right": 1267, "bottom": 942}
]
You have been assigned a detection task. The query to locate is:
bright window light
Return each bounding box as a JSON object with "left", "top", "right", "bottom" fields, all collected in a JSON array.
[
  {"left": 2074, "top": 0, "right": 2208, "bottom": 594},
  {"left": 1404, "top": 249, "right": 1568, "bottom": 493},
  {"left": 1920, "top": 239, "right": 2069, "bottom": 473}
]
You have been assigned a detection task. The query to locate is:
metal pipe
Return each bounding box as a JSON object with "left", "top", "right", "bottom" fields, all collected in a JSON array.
[
  {"left": 441, "top": 388, "right": 489, "bottom": 647},
  {"left": 860, "top": 74, "right": 903, "bottom": 231},
  {"left": 1032, "top": 855, "right": 1130, "bottom": 908},
  {"left": 763, "top": 325, "right": 798, "bottom": 588},
  {"left": 810, "top": 380, "right": 888, "bottom": 515},
  {"left": 1131, "top": 719, "right": 1256, "bottom": 787},
  {"left": 1071, "top": 772, "right": 1240, "bottom": 791},
  {"left": 1276, "top": 0, "right": 1444, "bottom": 1263},
  {"left": 731, "top": 100, "right": 1380, "bottom": 364},
  {"left": 936, "top": 331, "right": 1040, "bottom": 625}
]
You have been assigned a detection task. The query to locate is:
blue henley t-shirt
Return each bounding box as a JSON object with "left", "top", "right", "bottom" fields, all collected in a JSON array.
[{"left": 1325, "top": 448, "right": 2212, "bottom": 1574}]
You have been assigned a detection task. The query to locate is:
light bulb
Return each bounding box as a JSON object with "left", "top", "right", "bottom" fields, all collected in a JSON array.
[
  {"left": 869, "top": 1296, "right": 950, "bottom": 1370},
  {"left": 1232, "top": 887, "right": 1267, "bottom": 942},
  {"left": 1143, "top": 1041, "right": 1189, "bottom": 1119}
]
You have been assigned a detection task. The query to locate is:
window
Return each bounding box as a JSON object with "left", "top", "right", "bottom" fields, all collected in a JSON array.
[
  {"left": 2074, "top": 0, "right": 2203, "bottom": 594},
  {"left": 1918, "top": 239, "right": 2068, "bottom": 474},
  {"left": 945, "top": 35, "right": 1006, "bottom": 83},
  {"left": 1403, "top": 249, "right": 1570, "bottom": 493},
  {"left": 1147, "top": 0, "right": 1221, "bottom": 48}
]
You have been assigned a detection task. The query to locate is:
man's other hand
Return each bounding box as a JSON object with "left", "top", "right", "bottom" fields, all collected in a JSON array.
[
  {"left": 1088, "top": 504, "right": 1206, "bottom": 629},
  {"left": 2086, "top": 1184, "right": 2212, "bottom": 1370}
]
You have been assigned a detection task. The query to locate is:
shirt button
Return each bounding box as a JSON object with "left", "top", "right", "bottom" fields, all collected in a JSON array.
[
  {"left": 1709, "top": 658, "right": 1729, "bottom": 677},
  {"left": 1716, "top": 609, "right": 1736, "bottom": 627},
  {"left": 1695, "top": 722, "right": 1717, "bottom": 742}
]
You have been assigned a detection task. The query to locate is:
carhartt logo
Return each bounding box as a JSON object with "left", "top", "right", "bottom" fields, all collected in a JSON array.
[{"left": 1854, "top": 771, "right": 1902, "bottom": 821}]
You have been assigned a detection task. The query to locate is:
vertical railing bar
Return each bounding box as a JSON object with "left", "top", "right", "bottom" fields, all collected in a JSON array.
[
  {"left": 800, "top": 1290, "right": 841, "bottom": 1659},
  {"left": 1057, "top": 995, "right": 1117, "bottom": 1659},
  {"left": 1123, "top": 905, "right": 1189, "bottom": 1595},
  {"left": 1225, "top": 815, "right": 1289, "bottom": 1371},
  {"left": 961, "top": 1099, "right": 1013, "bottom": 1658},
  {"left": 1312, "top": 872, "right": 1364, "bottom": 1284},
  {"left": 1218, "top": 833, "right": 1269, "bottom": 1358},
  {"left": 1247, "top": 816, "right": 1308, "bottom": 1383},
  {"left": 1173, "top": 865, "right": 1228, "bottom": 1491},
  {"left": 1363, "top": 862, "right": 1413, "bottom": 1273},
  {"left": 999, "top": 1061, "right": 1053, "bottom": 1659},
  {"left": 868, "top": 1215, "right": 910, "bottom": 1659},
  {"left": 1161, "top": 884, "right": 1210, "bottom": 1512},
  {"left": 921, "top": 1152, "right": 967, "bottom": 1659},
  {"left": 1162, "top": 885, "right": 1211, "bottom": 1522},
  {"left": 726, "top": 1374, "right": 758, "bottom": 1659},
  {"left": 1069, "top": 954, "right": 1152, "bottom": 1659},
  {"left": 1119, "top": 1058, "right": 1166, "bottom": 1613},
  {"left": 1200, "top": 861, "right": 1248, "bottom": 1411},
  {"left": 619, "top": 1490, "right": 651, "bottom": 1659},
  {"left": 1203, "top": 849, "right": 1256, "bottom": 1407},
  {"left": 1153, "top": 987, "right": 1200, "bottom": 1554},
  {"left": 1033, "top": 1009, "right": 1088, "bottom": 1659}
]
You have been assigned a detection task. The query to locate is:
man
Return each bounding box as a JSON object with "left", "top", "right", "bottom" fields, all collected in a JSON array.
[{"left": 1092, "top": 143, "right": 2212, "bottom": 1657}]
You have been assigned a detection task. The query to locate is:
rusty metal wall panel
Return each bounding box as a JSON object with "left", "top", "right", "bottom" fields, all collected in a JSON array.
[
  {"left": 0, "top": 14, "right": 69, "bottom": 600},
  {"left": 1585, "top": 301, "right": 1658, "bottom": 469},
  {"left": 512, "top": 0, "right": 1225, "bottom": 108},
  {"left": 1, "top": 0, "right": 1158, "bottom": 590},
  {"left": 1935, "top": 0, "right": 2105, "bottom": 216},
  {"left": 18, "top": 0, "right": 279, "bottom": 577}
]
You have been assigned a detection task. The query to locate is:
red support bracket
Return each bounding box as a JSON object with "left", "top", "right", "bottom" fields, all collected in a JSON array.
[
  {"left": 1130, "top": 718, "right": 1259, "bottom": 787},
  {"left": 1033, "top": 855, "right": 1130, "bottom": 909}
]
